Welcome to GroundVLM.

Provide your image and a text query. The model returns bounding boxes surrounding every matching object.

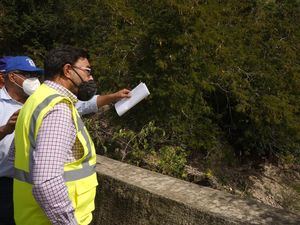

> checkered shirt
[29,81,83,224]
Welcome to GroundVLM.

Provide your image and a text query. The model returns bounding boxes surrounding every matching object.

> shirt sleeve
[75,95,99,116]
[32,102,78,225]
[6,137,15,178]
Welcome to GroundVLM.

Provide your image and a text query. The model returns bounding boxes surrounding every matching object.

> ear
[8,73,16,83]
[63,64,73,79]
[0,73,4,87]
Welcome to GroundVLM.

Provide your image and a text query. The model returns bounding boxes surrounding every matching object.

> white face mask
[22,77,41,96]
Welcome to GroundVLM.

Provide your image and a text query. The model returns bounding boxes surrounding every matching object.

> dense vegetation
[1,0,299,178]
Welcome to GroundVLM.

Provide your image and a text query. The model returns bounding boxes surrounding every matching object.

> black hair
[44,45,89,79]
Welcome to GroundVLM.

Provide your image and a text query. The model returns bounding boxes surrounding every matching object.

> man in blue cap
[0,56,43,225]
[0,55,130,224]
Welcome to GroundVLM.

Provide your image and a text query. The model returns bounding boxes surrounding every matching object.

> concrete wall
[92,155,300,225]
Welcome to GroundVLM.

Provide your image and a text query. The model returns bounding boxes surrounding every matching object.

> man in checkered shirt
[1,52,130,224]
[10,46,130,225]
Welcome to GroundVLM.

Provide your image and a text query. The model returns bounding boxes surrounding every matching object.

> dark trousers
[0,177,15,225]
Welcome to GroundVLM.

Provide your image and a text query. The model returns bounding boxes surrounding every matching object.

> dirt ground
[186,161,300,214]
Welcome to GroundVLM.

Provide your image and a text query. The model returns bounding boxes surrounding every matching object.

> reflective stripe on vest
[14,94,95,184]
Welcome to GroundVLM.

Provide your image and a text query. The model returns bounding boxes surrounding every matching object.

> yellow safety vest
[13,83,98,225]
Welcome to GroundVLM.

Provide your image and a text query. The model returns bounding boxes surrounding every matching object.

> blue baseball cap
[0,56,12,72]
[0,56,44,74]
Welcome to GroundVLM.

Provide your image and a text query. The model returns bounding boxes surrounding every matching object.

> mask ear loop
[10,73,25,90]
[68,66,84,88]
[74,68,85,82]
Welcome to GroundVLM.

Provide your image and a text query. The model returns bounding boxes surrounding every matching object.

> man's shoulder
[0,90,16,107]
[0,88,10,100]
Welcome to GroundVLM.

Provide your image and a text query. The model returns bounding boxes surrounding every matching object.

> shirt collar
[0,87,24,105]
[0,87,12,100]
[44,80,78,104]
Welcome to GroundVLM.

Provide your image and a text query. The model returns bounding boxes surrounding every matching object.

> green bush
[0,0,299,164]
[95,121,188,178]
[157,146,187,178]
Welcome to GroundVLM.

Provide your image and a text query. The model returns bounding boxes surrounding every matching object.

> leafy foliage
[0,0,299,166]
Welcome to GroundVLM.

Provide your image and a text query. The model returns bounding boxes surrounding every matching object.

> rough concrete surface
[91,155,300,225]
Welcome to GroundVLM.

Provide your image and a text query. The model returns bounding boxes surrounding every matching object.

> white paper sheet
[115,82,150,116]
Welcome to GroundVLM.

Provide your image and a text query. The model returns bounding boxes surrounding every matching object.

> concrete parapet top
[95,155,300,224]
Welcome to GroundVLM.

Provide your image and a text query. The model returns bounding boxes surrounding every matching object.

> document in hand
[115,82,150,116]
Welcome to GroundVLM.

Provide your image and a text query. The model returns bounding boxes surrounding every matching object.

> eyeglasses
[72,65,92,75]
[12,71,39,78]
